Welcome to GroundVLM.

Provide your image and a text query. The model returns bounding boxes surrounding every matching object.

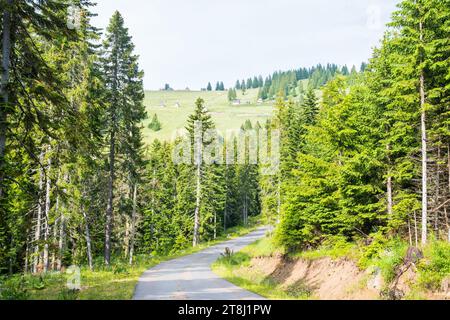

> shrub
[418,241,450,291]
[148,114,162,131]
[0,276,29,300]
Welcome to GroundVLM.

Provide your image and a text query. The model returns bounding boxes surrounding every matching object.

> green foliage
[418,241,450,290]
[148,113,162,131]
[217,252,251,267]
[0,276,29,300]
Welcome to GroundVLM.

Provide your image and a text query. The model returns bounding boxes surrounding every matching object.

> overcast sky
[91,0,400,90]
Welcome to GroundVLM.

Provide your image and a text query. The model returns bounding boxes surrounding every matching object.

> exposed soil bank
[248,255,449,300]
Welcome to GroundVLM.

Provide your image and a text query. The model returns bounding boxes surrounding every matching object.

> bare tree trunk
[193,163,201,247]
[57,213,65,271]
[414,211,418,248]
[408,217,413,246]
[43,153,52,272]
[0,0,13,201]
[82,207,93,271]
[33,154,44,273]
[387,175,393,216]
[386,144,393,216]
[435,145,441,236]
[24,235,29,274]
[105,130,115,265]
[445,208,449,242]
[448,145,450,192]
[420,74,428,245]
[419,20,428,246]
[124,216,130,258]
[129,183,138,265]
[223,207,227,232]
[51,218,58,271]
[213,211,217,240]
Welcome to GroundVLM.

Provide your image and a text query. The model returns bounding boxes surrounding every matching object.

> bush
[358,233,409,284]
[0,276,29,300]
[418,241,450,291]
[148,114,162,132]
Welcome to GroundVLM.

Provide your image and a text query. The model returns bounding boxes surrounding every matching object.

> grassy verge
[212,234,450,300]
[0,219,261,300]
[212,236,311,300]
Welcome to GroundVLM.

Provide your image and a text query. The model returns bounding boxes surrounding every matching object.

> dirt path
[133,227,269,300]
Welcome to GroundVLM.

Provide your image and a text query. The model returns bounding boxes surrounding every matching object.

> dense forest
[271,0,450,252]
[0,0,262,275]
[0,0,449,285]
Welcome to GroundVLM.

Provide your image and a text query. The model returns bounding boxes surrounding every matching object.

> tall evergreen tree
[101,11,145,265]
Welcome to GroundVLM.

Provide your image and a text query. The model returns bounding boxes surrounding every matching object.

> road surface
[133,227,269,300]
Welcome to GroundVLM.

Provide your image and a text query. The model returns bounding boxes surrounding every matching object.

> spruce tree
[101,11,145,265]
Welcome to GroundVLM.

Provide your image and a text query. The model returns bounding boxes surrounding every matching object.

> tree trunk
[193,123,202,247]
[419,20,428,246]
[193,163,201,247]
[43,153,52,272]
[105,129,115,265]
[33,154,44,273]
[51,218,58,271]
[82,207,93,271]
[24,235,29,274]
[448,145,450,192]
[414,211,418,247]
[214,211,217,240]
[129,183,138,265]
[435,145,441,236]
[223,207,227,232]
[57,213,65,271]
[387,175,393,216]
[0,0,13,200]
[386,144,393,216]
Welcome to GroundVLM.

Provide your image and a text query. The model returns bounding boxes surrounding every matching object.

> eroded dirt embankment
[249,255,449,300]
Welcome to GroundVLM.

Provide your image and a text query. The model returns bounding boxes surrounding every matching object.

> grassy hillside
[142,88,274,142]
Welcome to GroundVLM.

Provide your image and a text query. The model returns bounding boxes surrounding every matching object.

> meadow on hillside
[143,88,274,142]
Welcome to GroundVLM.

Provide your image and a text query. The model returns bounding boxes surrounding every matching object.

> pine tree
[148,114,162,131]
[101,11,145,265]
[302,89,319,125]
[186,98,215,246]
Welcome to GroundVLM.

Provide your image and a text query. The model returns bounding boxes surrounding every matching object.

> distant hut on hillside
[232,99,241,106]
[175,102,181,108]
[160,101,166,108]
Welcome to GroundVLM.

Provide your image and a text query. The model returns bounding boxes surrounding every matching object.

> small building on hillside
[232,99,241,106]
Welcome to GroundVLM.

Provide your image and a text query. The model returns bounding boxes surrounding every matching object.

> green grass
[417,241,450,291]
[212,253,310,300]
[239,235,284,257]
[212,233,450,300]
[212,235,312,300]
[0,219,262,300]
[143,89,274,142]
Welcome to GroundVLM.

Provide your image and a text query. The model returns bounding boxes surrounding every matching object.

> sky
[91,0,400,90]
